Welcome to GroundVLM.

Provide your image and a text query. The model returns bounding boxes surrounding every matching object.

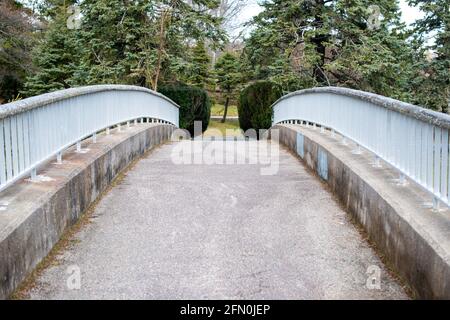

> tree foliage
[238,80,282,132]
[214,52,241,122]
[241,0,417,101]
[71,0,150,86]
[407,0,449,112]
[189,40,212,88]
[0,0,35,101]
[159,84,211,134]
[21,0,226,96]
[22,3,80,96]
[6,0,449,117]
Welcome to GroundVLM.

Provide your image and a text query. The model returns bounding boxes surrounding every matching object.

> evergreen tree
[214,52,240,122]
[71,0,150,86]
[242,0,335,87]
[408,0,449,112]
[17,0,226,96]
[327,0,414,100]
[144,0,226,90]
[0,0,34,101]
[72,0,225,90]
[242,0,415,100]
[22,3,80,97]
[189,40,212,88]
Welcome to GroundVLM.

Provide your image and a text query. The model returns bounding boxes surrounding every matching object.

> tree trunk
[221,96,230,123]
[311,0,328,85]
[153,10,168,91]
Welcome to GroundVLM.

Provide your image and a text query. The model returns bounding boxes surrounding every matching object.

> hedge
[159,84,211,135]
[238,81,283,133]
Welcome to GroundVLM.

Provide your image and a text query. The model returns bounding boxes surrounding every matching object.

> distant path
[26,141,407,299]
[210,116,239,120]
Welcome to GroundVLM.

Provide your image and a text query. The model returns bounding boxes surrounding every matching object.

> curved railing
[0,85,179,192]
[272,87,450,208]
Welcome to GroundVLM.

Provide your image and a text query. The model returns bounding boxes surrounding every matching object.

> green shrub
[238,81,283,133]
[159,84,211,135]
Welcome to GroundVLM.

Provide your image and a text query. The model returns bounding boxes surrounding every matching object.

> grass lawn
[204,119,243,137]
[211,104,239,117]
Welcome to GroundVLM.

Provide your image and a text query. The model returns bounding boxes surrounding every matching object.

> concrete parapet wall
[0,124,175,299]
[273,124,450,299]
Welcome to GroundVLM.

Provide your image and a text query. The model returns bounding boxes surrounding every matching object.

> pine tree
[71,0,150,86]
[189,41,212,88]
[22,3,79,97]
[242,0,415,100]
[0,0,34,101]
[214,52,241,122]
[72,0,225,90]
[408,0,449,112]
[243,0,335,87]
[327,0,414,100]
[19,0,225,95]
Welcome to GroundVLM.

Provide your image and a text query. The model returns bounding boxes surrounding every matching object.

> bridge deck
[25,140,407,299]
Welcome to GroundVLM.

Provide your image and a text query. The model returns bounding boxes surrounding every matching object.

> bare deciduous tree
[209,0,249,64]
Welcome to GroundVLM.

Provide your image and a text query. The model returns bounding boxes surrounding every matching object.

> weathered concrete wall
[0,124,175,299]
[273,124,450,299]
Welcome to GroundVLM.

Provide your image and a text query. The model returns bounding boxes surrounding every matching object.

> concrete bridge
[0,86,449,299]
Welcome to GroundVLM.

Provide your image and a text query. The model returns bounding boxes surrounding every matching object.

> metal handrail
[0,85,179,192]
[272,87,450,208]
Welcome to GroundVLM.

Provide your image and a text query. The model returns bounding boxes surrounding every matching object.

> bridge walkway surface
[24,140,408,299]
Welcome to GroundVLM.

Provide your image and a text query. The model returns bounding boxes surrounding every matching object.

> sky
[236,0,424,32]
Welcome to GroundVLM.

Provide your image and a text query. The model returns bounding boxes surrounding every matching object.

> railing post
[92,132,97,143]
[117,124,121,132]
[352,144,362,155]
[57,152,63,164]
[399,173,406,186]
[106,127,110,135]
[127,121,130,129]
[433,197,441,211]
[373,155,382,168]
[76,141,82,152]
[31,168,37,181]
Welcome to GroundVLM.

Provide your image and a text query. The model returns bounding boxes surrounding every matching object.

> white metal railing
[272,87,450,208]
[0,85,179,192]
